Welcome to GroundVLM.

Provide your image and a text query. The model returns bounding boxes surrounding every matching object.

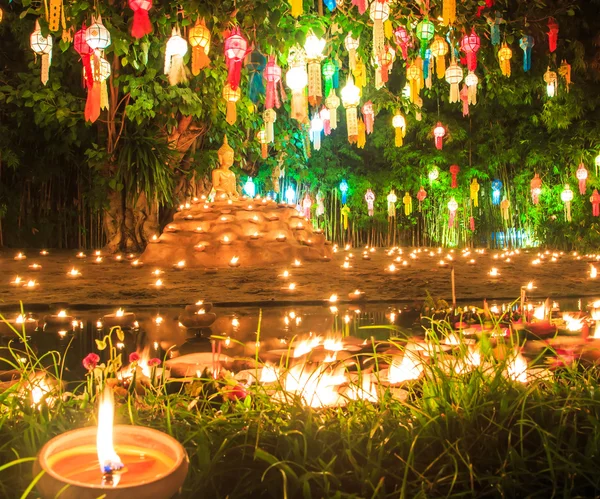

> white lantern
[85,16,111,50]
[341,76,360,143]
[30,21,52,85]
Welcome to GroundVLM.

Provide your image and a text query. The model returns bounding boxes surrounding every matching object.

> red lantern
[264,56,284,109]
[417,186,427,211]
[576,162,588,195]
[129,0,152,39]
[530,173,542,205]
[351,0,368,15]
[460,29,481,72]
[469,216,475,231]
[449,164,460,188]
[476,0,493,17]
[224,28,250,91]
[394,26,411,60]
[74,24,94,89]
[433,122,446,150]
[591,189,600,217]
[547,18,559,53]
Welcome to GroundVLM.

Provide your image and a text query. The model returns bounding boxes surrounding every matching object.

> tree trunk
[103,187,124,252]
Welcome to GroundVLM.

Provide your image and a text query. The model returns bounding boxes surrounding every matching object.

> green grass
[1,312,600,498]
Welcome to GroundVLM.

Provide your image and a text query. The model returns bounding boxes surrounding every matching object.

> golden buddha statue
[212,136,239,200]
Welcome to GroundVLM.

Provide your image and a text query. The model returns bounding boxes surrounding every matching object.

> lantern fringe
[290,0,303,18]
[48,0,63,32]
[85,82,101,123]
[346,107,358,143]
[442,0,456,26]
[192,47,210,75]
[100,80,109,110]
[307,62,322,106]
[291,92,308,123]
[40,53,50,85]
[168,55,187,86]
[357,119,366,149]
[435,55,446,79]
[226,101,237,125]
[394,128,404,147]
[131,8,152,39]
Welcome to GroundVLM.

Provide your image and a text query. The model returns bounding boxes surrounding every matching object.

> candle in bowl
[67,268,81,278]
[76,252,86,259]
[386,264,397,273]
[184,301,214,314]
[229,256,240,268]
[114,255,124,263]
[131,260,144,269]
[25,279,39,289]
[250,232,260,240]
[0,313,38,337]
[43,310,74,329]
[154,279,164,288]
[341,261,352,270]
[221,236,232,245]
[282,282,298,294]
[292,259,302,267]
[14,252,26,261]
[278,270,291,279]
[489,267,500,277]
[194,243,206,252]
[34,387,188,499]
[93,256,104,264]
[173,260,186,270]
[102,309,137,330]
[348,290,366,301]
[276,234,287,242]
[11,276,24,286]
[40,250,49,256]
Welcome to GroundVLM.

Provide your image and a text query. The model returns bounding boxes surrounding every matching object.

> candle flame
[591,265,597,279]
[97,387,123,477]
[116,308,124,318]
[388,345,423,383]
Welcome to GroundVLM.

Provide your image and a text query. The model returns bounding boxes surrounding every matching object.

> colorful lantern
[445,60,463,103]
[265,57,284,109]
[547,18,559,53]
[591,189,600,217]
[403,192,412,216]
[189,20,211,75]
[387,190,397,218]
[357,119,366,149]
[164,27,188,86]
[290,0,302,18]
[430,36,448,79]
[498,43,512,77]
[559,60,571,92]
[365,189,375,216]
[370,0,390,59]
[442,0,456,26]
[353,59,367,90]
[531,173,542,204]
[576,163,588,195]
[222,83,241,125]
[341,76,360,143]
[247,50,266,104]
[416,18,435,59]
[470,178,480,207]
[258,130,267,159]
[302,193,312,218]
[460,30,481,72]
[320,107,331,135]
[316,191,325,217]
[465,72,478,105]
[85,16,111,50]
[362,101,375,134]
[476,0,494,17]
[406,60,423,105]
[129,0,152,39]
[433,122,446,150]
[375,45,395,88]
[500,198,510,220]
[351,0,367,15]
[487,13,503,46]
[544,67,557,98]
[243,177,256,198]
[341,204,351,230]
[417,186,427,210]
[460,84,469,117]
[74,24,93,89]
[491,179,502,205]
[304,31,326,106]
[428,168,439,183]
[286,49,308,123]
[344,33,360,70]
[561,184,573,222]
[87,55,110,122]
[224,28,250,91]
[30,20,53,85]
[285,185,297,205]
[322,60,336,98]
[392,112,406,147]
[324,0,336,11]
[325,91,341,129]
[520,35,534,72]
[393,26,411,61]
[469,216,476,231]
[340,180,349,204]
[448,197,458,228]
[310,115,324,151]
[263,108,277,143]
[450,164,460,188]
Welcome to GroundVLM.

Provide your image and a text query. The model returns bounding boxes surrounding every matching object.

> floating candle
[173,261,186,270]
[292,259,302,267]
[229,256,240,267]
[155,279,163,287]
[131,260,144,268]
[67,268,81,278]
[11,276,23,286]
[221,236,231,245]
[150,235,160,243]
[276,234,286,242]
[489,268,500,277]
[76,252,86,259]
[14,252,26,261]
[40,250,49,256]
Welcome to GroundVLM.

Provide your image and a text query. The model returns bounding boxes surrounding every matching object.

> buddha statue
[212,136,239,200]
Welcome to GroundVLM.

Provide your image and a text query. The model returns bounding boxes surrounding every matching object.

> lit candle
[251,232,260,239]
[387,264,397,273]
[173,261,186,270]
[76,252,86,259]
[29,263,42,271]
[229,256,240,267]
[292,259,302,267]
[341,261,351,270]
[590,265,598,279]
[489,267,500,277]
[195,244,206,252]
[150,235,160,243]
[155,279,163,288]
[40,250,49,256]
[114,255,123,262]
[152,269,163,276]
[131,260,144,268]
[25,279,38,289]
[67,268,81,278]
[279,270,290,279]
[221,236,231,245]
[11,276,23,286]
[94,256,103,264]
[14,252,26,261]
[276,234,286,242]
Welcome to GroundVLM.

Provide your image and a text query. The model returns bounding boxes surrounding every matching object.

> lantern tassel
[131,8,152,39]
[373,20,385,61]
[290,0,302,17]
[307,62,322,106]
[226,101,237,125]
[346,107,358,144]
[168,55,187,86]
[357,119,366,149]
[460,84,469,116]
[435,55,446,79]
[469,216,475,231]
[85,82,101,123]
[448,211,455,228]
[192,47,210,75]
[100,80,109,110]
[49,0,63,32]
[291,92,307,123]
[329,107,338,129]
[40,53,50,85]
[442,0,456,26]
[395,128,403,147]
[261,143,268,159]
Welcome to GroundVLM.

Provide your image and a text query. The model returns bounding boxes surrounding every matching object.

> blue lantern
[339,179,349,204]
[423,49,432,80]
[323,0,336,12]
[285,185,296,205]
[491,179,503,205]
[243,177,256,198]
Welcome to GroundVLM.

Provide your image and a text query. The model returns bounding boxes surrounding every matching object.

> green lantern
[322,60,336,98]
[416,18,435,58]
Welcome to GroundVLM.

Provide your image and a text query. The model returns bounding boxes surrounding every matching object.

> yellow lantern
[544,67,557,98]
[30,20,53,85]
[498,43,512,77]
[223,83,241,125]
[430,36,448,79]
[392,112,406,147]
[189,20,211,75]
[406,60,423,105]
[341,76,360,143]
[470,178,480,207]
[442,0,456,26]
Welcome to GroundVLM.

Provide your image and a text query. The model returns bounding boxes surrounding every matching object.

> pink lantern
[394,26,411,60]
[74,24,93,90]
[531,173,542,204]
[449,164,460,189]
[547,18,559,53]
[352,0,368,14]
[365,189,375,216]
[460,29,481,72]
[448,197,458,228]
[224,28,250,91]
[576,162,588,195]
[433,122,446,150]
[302,193,312,219]
[264,56,284,109]
[417,186,427,211]
[362,101,375,135]
[591,189,600,217]
[129,0,152,39]
[320,107,331,135]
[469,216,475,231]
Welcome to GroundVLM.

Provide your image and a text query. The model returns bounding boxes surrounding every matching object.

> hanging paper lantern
[375,45,395,88]
[428,168,439,183]
[304,31,326,107]
[445,60,463,103]
[591,189,600,217]
[417,186,427,210]
[449,164,460,188]
[403,192,412,216]
[544,67,557,98]
[416,19,435,59]
[322,60,336,98]
[341,204,351,230]
[258,130,268,159]
[324,0,336,11]
[316,191,325,217]
[531,173,542,205]
[370,0,390,60]
[74,24,93,89]
[498,43,512,77]
[85,55,110,123]
[222,83,241,125]
[393,26,411,60]
[442,0,456,26]
[224,28,250,91]
[30,21,53,85]
[596,154,600,176]
[128,0,152,39]
[341,76,360,144]
[247,50,266,104]
[500,198,510,220]
[286,50,308,123]
[561,184,573,222]
[448,197,458,228]
[470,178,480,207]
[340,180,349,204]
[325,91,341,130]
[243,177,256,198]
[362,101,375,135]
[188,20,211,75]
[264,57,284,109]
[576,163,588,195]
[365,189,375,216]
[320,107,331,136]
[491,179,502,205]
[460,84,470,117]
[430,36,448,79]
[0,8,3,24]
[465,72,478,105]
[351,0,367,15]
[406,60,423,105]
[547,18,559,53]
[387,190,397,218]
[310,115,324,151]
[558,60,571,94]
[164,27,188,86]
[487,13,503,46]
[263,108,277,143]
[353,59,367,90]
[285,185,297,205]
[301,193,312,219]
[469,216,476,231]
[520,35,534,72]
[344,33,360,71]
[290,0,303,18]
[433,122,446,150]
[357,119,366,149]
[392,112,406,147]
[85,16,111,50]
[460,30,481,72]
